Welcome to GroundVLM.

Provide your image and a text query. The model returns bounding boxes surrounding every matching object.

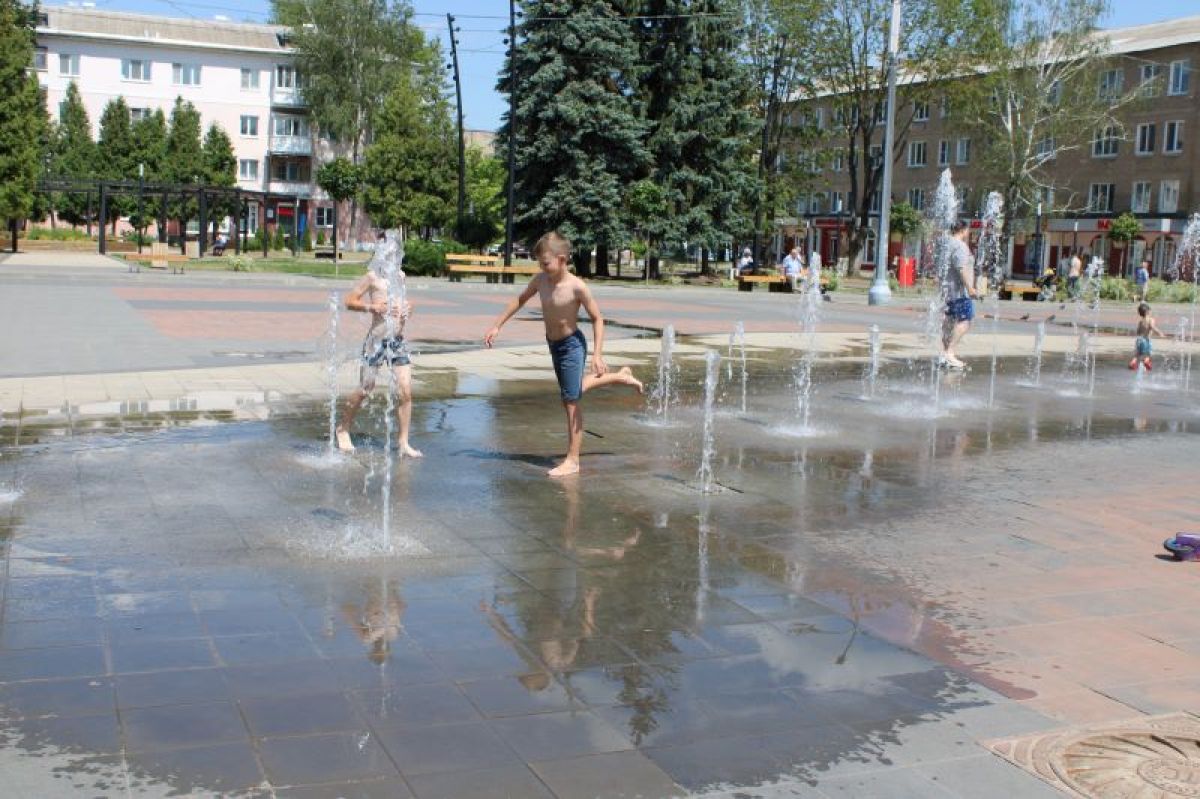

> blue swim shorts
[945,297,975,323]
[548,329,587,402]
[1135,335,1152,357]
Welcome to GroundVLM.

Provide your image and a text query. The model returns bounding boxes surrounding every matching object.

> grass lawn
[187,256,370,279]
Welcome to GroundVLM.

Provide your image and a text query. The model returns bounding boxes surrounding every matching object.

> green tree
[360,76,456,236]
[272,0,434,241]
[97,97,137,231]
[201,123,237,242]
[51,81,96,227]
[1109,211,1141,274]
[889,201,923,239]
[803,0,1003,269]
[498,0,650,276]
[0,0,45,242]
[458,148,504,251]
[131,109,167,241]
[164,97,203,247]
[315,156,361,260]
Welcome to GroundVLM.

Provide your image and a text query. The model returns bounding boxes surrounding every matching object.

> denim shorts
[945,297,975,322]
[1135,336,1152,357]
[548,329,587,402]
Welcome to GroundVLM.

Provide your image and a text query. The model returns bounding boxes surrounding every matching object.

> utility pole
[447,13,466,242]
[137,163,145,254]
[869,0,902,306]
[503,0,517,267]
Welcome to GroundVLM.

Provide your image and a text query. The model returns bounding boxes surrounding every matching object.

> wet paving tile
[222,660,337,700]
[490,709,633,762]
[529,750,685,799]
[817,765,957,797]
[115,667,231,709]
[111,638,217,673]
[458,673,579,718]
[374,721,523,776]
[240,692,362,738]
[0,675,115,718]
[212,633,322,666]
[0,644,107,682]
[916,753,1065,798]
[406,763,554,799]
[593,701,721,749]
[350,683,482,728]
[258,730,400,786]
[424,643,542,682]
[104,611,206,644]
[125,741,265,796]
[99,591,195,616]
[121,700,250,753]
[0,617,105,650]
[274,777,415,799]
[3,593,101,622]
[324,653,444,691]
[9,711,123,755]
[200,608,305,637]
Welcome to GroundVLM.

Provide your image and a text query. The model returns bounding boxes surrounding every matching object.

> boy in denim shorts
[940,219,977,370]
[484,232,643,477]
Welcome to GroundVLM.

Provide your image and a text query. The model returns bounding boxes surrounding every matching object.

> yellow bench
[737,271,830,293]
[998,281,1043,301]
[121,243,192,274]
[446,253,540,284]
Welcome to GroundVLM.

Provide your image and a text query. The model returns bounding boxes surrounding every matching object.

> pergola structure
[34,178,307,259]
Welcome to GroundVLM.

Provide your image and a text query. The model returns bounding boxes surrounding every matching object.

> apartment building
[793,14,1200,277]
[34,6,335,240]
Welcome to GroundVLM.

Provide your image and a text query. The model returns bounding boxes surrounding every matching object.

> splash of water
[794,254,823,430]
[1027,320,1046,387]
[1173,214,1200,368]
[727,321,748,414]
[978,192,1005,408]
[372,230,407,552]
[697,350,721,493]
[863,324,882,399]
[925,169,960,407]
[652,325,677,423]
[325,292,341,452]
[1179,317,1193,391]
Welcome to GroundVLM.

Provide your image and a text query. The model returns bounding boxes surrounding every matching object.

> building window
[1165,121,1184,154]
[1160,180,1180,213]
[1169,60,1192,96]
[913,101,929,122]
[238,159,259,180]
[1046,80,1062,105]
[956,186,970,212]
[240,115,258,137]
[831,191,845,214]
[938,140,950,167]
[868,144,882,168]
[956,138,970,165]
[33,47,47,71]
[908,187,925,211]
[271,160,304,182]
[275,65,296,89]
[831,152,844,172]
[58,53,79,76]
[874,100,887,123]
[122,59,151,82]
[939,95,950,118]
[241,68,260,90]
[273,115,308,137]
[129,107,151,122]
[1131,181,1152,213]
[907,141,927,167]
[1087,183,1115,213]
[172,63,201,86]
[869,189,881,213]
[1098,68,1123,100]
[315,206,334,227]
[1140,64,1162,97]
[811,193,827,214]
[1092,126,1119,158]
[1135,123,1156,155]
[1035,135,1056,159]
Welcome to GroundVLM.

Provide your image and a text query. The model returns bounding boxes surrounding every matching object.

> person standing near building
[781,246,805,291]
[1067,250,1083,298]
[940,220,977,370]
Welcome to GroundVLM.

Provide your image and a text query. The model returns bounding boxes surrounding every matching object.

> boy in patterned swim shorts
[335,233,422,458]
[484,232,643,477]
[1129,302,1163,371]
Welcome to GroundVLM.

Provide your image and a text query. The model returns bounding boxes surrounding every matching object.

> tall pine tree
[164,97,203,245]
[497,0,649,276]
[201,123,237,239]
[0,0,44,242]
[98,97,136,231]
[51,82,96,227]
[131,109,167,240]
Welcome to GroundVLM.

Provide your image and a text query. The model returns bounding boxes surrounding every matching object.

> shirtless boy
[484,231,643,477]
[335,233,422,457]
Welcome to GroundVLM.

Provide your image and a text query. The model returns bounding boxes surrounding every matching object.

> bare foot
[548,459,580,478]
[335,429,355,452]
[400,443,424,459]
[618,367,644,395]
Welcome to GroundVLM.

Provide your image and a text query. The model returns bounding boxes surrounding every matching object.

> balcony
[271,85,306,108]
[268,180,311,198]
[268,135,312,156]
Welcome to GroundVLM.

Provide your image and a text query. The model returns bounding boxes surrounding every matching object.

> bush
[888,274,900,293]
[301,227,313,252]
[316,230,326,246]
[120,230,154,246]
[403,237,468,277]
[1145,278,1198,304]
[225,254,251,272]
[27,226,91,241]
[272,226,286,251]
[823,270,839,292]
[1099,276,1132,301]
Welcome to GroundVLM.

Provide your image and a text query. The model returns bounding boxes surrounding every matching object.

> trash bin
[897,257,916,287]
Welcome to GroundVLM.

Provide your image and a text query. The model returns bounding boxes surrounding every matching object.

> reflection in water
[342,577,406,665]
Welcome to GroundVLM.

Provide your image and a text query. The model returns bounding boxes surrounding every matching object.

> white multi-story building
[34,6,340,240]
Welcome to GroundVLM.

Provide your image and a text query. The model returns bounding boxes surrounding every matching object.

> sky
[55,0,1191,132]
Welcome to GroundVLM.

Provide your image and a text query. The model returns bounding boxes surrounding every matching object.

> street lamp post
[1034,201,1043,276]
[137,163,145,255]
[869,0,902,306]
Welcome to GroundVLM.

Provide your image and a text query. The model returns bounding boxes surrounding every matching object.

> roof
[1105,14,1200,56]
[38,6,292,55]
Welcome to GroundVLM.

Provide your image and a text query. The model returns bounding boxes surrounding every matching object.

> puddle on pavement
[0,350,1196,795]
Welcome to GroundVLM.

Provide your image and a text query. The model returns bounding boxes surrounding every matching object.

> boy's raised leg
[582,366,644,395]
[549,401,583,477]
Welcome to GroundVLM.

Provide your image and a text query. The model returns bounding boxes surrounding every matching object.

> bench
[313,247,343,261]
[121,243,192,274]
[998,281,1043,301]
[736,272,830,293]
[446,253,540,284]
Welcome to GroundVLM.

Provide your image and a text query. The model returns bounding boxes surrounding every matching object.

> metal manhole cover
[987,712,1200,797]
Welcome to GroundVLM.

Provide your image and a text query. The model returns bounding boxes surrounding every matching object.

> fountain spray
[373,230,407,552]
[794,254,822,431]
[926,169,961,408]
[325,292,341,452]
[653,325,677,423]
[727,321,748,413]
[977,192,1005,408]
[863,324,882,399]
[697,350,721,493]
[1028,320,1046,387]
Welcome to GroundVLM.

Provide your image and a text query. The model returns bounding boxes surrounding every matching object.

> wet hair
[949,219,969,234]
[1138,302,1150,317]
[533,231,571,260]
